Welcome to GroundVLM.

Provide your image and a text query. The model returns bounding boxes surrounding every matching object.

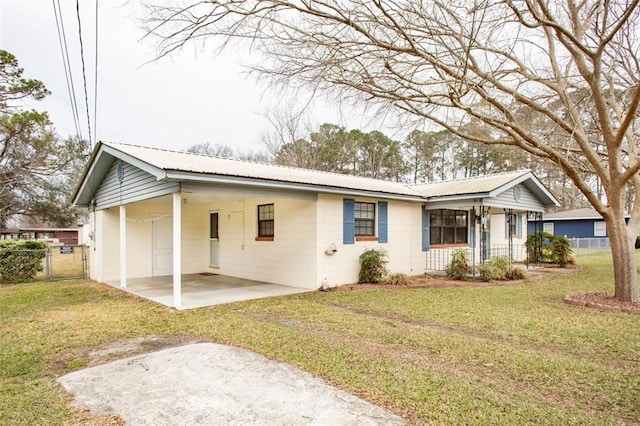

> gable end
[94,161,179,210]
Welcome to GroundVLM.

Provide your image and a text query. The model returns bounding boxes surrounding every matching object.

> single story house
[527,208,611,238]
[0,227,81,246]
[71,142,559,307]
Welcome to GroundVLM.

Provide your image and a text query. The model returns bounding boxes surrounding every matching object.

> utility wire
[52,0,82,139]
[76,0,93,146]
[92,0,99,147]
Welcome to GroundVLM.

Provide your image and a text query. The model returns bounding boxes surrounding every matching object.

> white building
[72,142,559,307]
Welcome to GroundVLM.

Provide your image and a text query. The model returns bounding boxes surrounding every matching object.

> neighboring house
[71,142,559,307]
[0,227,81,246]
[527,208,611,238]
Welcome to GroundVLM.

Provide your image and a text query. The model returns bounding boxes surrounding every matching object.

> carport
[106,273,310,310]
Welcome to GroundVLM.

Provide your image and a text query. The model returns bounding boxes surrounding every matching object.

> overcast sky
[0,0,386,154]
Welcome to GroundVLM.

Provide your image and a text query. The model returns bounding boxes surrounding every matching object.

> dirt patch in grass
[87,335,201,365]
[564,292,640,315]
[51,335,201,375]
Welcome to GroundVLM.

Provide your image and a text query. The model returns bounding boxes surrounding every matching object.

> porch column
[172,193,182,308]
[119,204,127,288]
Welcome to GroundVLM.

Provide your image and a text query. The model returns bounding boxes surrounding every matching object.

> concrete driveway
[58,343,404,425]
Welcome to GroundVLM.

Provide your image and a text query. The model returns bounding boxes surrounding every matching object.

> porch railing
[425,244,527,272]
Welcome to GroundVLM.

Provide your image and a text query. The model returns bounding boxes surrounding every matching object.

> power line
[75,0,93,146]
[93,0,99,146]
[51,0,82,140]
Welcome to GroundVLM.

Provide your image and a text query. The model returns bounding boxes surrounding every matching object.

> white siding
[315,194,424,286]
[490,212,527,261]
[215,197,318,288]
[91,209,121,282]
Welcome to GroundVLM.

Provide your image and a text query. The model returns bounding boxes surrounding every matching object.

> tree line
[192,121,595,211]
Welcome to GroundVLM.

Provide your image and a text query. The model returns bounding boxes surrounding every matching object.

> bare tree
[144,1,640,302]
[259,100,312,160]
[187,141,235,158]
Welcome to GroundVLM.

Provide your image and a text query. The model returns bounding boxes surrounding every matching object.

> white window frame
[543,222,554,234]
[594,221,607,237]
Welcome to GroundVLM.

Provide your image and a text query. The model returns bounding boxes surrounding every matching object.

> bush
[0,240,48,283]
[479,256,511,280]
[526,231,573,267]
[478,256,526,281]
[358,247,389,283]
[381,272,409,286]
[445,249,472,280]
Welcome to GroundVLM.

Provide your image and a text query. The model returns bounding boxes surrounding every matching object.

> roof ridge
[103,141,413,186]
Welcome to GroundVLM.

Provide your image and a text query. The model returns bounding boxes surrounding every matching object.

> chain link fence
[0,245,88,284]
[568,237,611,255]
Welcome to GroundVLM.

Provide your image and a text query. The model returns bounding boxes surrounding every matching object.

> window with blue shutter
[422,208,430,251]
[517,214,523,238]
[505,212,522,239]
[378,201,388,243]
[343,199,355,244]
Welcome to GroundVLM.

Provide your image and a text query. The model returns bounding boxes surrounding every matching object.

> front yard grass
[1,251,639,425]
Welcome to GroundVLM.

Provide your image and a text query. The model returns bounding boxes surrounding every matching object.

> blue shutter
[422,208,430,251]
[517,214,523,239]
[343,199,355,244]
[378,201,388,243]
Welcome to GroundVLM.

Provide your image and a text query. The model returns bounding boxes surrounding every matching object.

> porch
[425,244,529,272]
[106,273,310,310]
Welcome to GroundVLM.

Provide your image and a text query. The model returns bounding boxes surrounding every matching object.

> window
[505,213,523,239]
[594,221,607,237]
[355,202,375,236]
[210,213,219,239]
[508,214,517,237]
[257,204,274,238]
[543,222,554,234]
[429,209,468,245]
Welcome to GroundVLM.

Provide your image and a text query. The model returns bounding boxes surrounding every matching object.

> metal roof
[105,141,425,196]
[542,208,605,220]
[411,170,559,207]
[71,141,560,208]
[412,171,530,197]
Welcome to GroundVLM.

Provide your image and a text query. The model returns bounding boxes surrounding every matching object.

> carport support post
[172,193,182,308]
[119,204,127,288]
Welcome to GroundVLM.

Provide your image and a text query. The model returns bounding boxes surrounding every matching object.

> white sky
[0,0,390,154]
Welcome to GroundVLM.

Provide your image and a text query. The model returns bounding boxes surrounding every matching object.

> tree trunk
[607,211,639,302]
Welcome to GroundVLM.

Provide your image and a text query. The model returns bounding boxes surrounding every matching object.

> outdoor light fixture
[325,243,338,255]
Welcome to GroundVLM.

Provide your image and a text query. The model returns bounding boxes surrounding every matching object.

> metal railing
[425,244,527,272]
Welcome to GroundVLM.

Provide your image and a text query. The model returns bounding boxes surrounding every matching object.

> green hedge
[0,240,48,283]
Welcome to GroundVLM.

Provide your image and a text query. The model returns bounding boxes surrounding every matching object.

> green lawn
[1,252,639,425]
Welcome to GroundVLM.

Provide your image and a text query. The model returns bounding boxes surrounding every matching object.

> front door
[152,214,173,276]
[210,212,220,267]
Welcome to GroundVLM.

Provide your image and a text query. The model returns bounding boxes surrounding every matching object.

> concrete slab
[58,343,404,425]
[107,274,311,309]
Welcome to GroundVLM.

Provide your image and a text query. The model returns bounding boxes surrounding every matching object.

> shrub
[526,231,573,267]
[510,266,526,280]
[548,234,573,267]
[445,249,472,280]
[0,240,48,283]
[381,272,409,286]
[478,256,526,281]
[358,247,388,283]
